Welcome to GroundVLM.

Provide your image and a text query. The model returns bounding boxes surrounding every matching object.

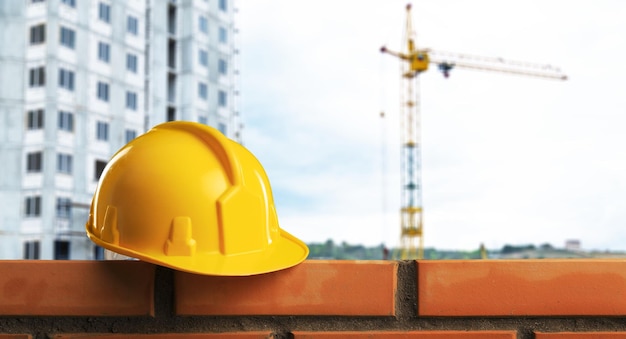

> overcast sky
[236,0,626,251]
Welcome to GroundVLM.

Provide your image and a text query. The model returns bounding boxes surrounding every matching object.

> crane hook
[438,62,455,78]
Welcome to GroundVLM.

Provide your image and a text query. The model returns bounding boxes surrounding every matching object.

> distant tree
[501,244,536,254]
[539,243,553,250]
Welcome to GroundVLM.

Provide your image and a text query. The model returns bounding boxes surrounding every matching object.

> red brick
[0,261,155,316]
[535,333,626,338]
[293,331,516,338]
[417,260,626,316]
[175,260,397,316]
[52,333,270,339]
[0,336,31,339]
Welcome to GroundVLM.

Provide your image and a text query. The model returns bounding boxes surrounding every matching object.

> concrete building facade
[0,0,241,259]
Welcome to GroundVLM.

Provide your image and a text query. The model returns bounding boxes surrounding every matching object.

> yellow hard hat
[86,121,308,276]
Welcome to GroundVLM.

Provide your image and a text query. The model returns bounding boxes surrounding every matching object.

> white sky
[237,0,626,251]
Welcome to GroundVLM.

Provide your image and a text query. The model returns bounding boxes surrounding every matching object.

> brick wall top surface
[417,259,626,316]
[2,259,626,338]
[535,331,626,339]
[52,333,270,339]
[0,261,155,316]
[292,331,517,338]
[535,333,626,338]
[175,260,397,316]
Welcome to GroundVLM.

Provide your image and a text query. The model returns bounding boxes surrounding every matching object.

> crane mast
[381,4,567,260]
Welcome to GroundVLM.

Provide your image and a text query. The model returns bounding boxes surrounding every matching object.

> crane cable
[379,50,389,259]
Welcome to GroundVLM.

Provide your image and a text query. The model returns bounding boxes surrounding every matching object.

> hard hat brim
[87,226,309,276]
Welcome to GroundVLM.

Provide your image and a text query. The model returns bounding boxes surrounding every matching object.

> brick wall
[2,260,626,338]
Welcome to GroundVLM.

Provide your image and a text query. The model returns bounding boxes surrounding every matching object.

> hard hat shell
[86,121,308,276]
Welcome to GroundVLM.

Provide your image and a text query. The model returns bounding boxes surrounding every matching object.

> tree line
[306,239,486,260]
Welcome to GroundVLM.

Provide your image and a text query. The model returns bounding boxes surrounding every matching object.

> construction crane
[380,3,567,260]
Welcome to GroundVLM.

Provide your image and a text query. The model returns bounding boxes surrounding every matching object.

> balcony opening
[167,38,176,69]
[167,3,177,35]
[167,107,176,122]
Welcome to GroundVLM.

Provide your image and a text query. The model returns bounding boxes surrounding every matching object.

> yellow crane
[381,3,567,260]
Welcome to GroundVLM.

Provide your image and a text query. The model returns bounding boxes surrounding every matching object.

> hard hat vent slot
[101,205,120,245]
[164,216,197,256]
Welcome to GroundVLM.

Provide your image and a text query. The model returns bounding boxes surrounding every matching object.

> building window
[58,68,75,91]
[94,245,105,260]
[98,41,110,63]
[199,49,208,67]
[29,66,45,87]
[97,81,109,102]
[219,26,227,44]
[54,240,70,260]
[26,152,43,173]
[126,53,137,73]
[218,122,227,135]
[56,198,72,219]
[125,129,136,143]
[98,2,111,23]
[61,0,75,7]
[219,0,227,12]
[60,26,75,49]
[126,91,137,110]
[24,241,40,260]
[167,108,176,122]
[29,24,46,45]
[27,109,44,130]
[31,0,45,3]
[25,196,41,217]
[218,90,227,107]
[199,16,208,34]
[58,111,74,132]
[127,16,138,35]
[198,82,208,100]
[218,59,227,75]
[94,160,107,180]
[96,121,109,141]
[198,116,207,125]
[57,153,73,174]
